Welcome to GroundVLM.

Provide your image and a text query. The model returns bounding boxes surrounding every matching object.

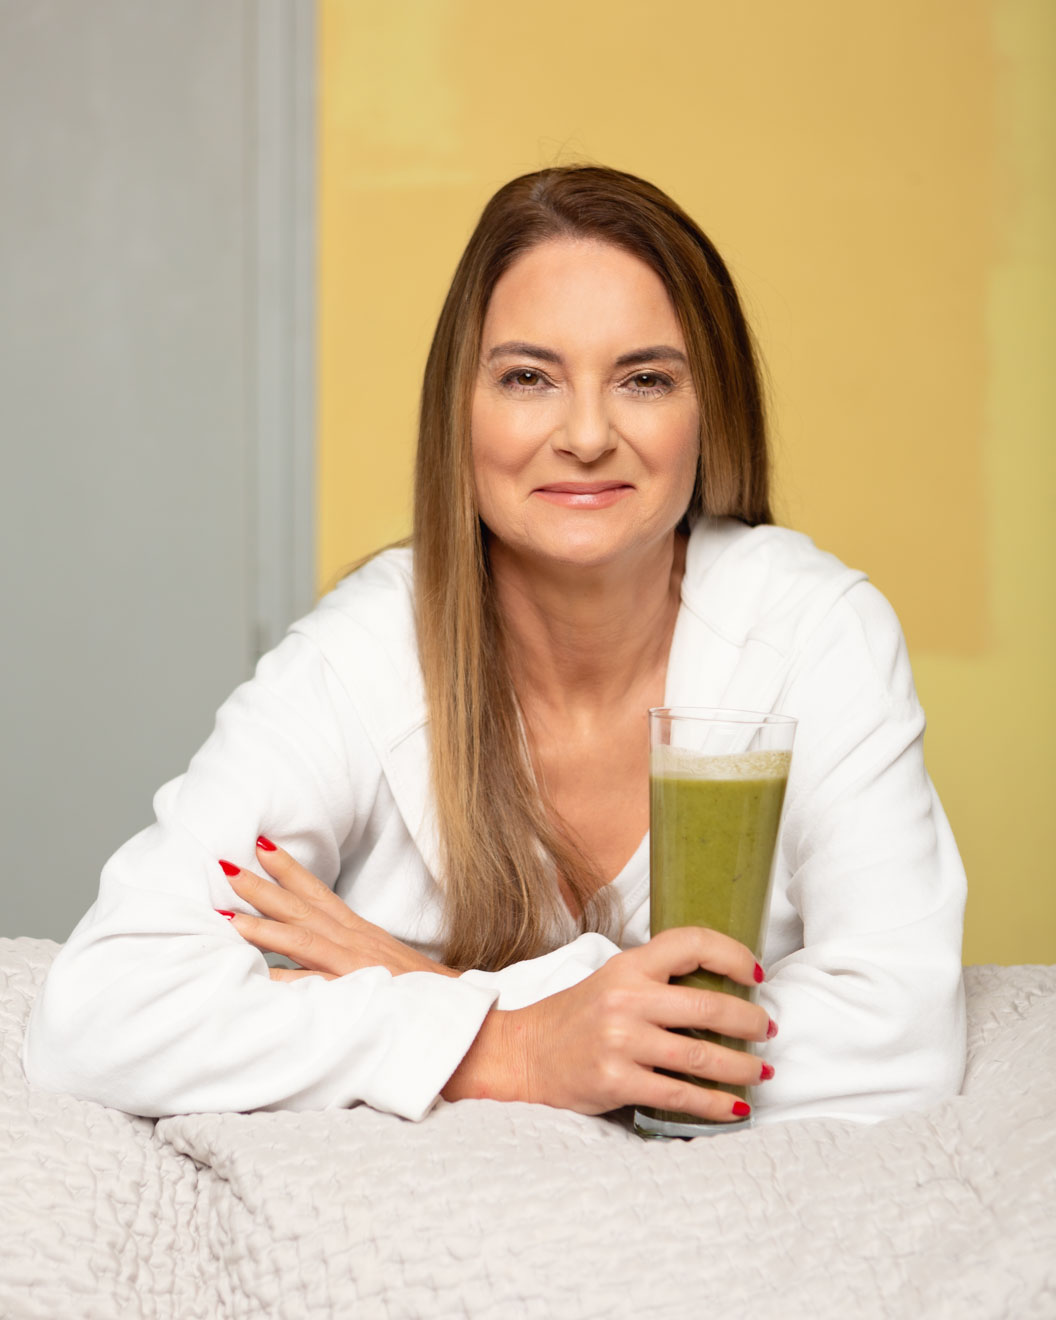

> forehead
[481,238,685,350]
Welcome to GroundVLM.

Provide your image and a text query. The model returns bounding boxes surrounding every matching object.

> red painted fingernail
[256,835,276,851]
[759,1062,775,1081]
[753,962,765,983]
[766,1018,779,1039]
[215,909,236,920]
[732,1100,751,1117]
[218,859,240,877]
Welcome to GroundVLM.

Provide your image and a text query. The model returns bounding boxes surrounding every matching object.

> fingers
[614,1023,771,1124]
[253,839,355,923]
[223,862,316,926]
[593,985,772,1099]
[220,842,354,936]
[633,1069,755,1124]
[229,909,355,976]
[644,1024,771,1088]
[513,992,770,1123]
[216,853,349,971]
[619,930,775,1042]
[254,838,370,938]
[581,950,776,1120]
[217,852,454,978]
[634,926,762,989]
[647,981,773,1043]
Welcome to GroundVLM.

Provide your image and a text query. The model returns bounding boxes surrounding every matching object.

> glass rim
[648,706,798,727]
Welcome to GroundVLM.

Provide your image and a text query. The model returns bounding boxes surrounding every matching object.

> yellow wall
[318,0,1055,964]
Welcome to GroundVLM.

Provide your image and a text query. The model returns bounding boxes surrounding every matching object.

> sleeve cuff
[356,972,500,1122]
[458,933,621,1010]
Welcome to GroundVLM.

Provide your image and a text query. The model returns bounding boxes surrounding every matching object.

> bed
[1,936,1053,1319]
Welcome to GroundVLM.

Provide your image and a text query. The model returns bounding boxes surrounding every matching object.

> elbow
[21,939,246,1117]
[22,974,163,1116]
[757,952,967,1124]
[856,958,968,1112]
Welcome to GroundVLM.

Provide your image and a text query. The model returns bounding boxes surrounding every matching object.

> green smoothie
[642,747,790,1129]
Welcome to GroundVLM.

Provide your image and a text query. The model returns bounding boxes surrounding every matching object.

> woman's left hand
[219,840,458,982]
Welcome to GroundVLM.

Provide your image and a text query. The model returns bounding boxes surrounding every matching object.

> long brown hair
[413,165,771,971]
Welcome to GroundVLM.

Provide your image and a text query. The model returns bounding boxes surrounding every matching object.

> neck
[490,531,686,716]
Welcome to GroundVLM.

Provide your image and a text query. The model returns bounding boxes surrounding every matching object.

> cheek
[470,396,521,526]
[470,392,548,478]
[469,394,500,501]
[470,406,507,501]
[656,416,702,521]
[642,407,700,489]
[678,423,701,492]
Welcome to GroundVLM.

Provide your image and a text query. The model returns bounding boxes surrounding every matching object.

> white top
[23,519,967,1125]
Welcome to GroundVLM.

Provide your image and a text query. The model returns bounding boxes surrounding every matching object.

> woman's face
[471,238,700,573]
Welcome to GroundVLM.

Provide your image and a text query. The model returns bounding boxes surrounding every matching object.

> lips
[532,482,633,509]
[536,482,628,494]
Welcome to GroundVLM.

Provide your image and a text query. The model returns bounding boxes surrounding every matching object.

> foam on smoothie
[651,745,792,781]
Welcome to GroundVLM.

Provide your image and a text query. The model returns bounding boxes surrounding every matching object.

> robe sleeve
[22,627,498,1121]
[753,581,967,1124]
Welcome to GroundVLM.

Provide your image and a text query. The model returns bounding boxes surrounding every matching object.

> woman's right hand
[442,926,776,1122]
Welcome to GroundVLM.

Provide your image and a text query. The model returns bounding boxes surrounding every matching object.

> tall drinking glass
[634,707,796,1139]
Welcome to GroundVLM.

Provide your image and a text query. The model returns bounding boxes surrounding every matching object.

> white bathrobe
[23,518,967,1125]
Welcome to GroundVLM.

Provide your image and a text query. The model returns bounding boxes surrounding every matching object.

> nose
[552,390,617,464]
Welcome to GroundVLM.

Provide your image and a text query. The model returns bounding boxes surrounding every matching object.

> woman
[23,166,966,1127]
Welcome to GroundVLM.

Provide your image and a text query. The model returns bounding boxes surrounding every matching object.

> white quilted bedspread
[1,937,1054,1319]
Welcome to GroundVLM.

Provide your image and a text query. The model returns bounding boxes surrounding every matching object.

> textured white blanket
[1,938,1054,1319]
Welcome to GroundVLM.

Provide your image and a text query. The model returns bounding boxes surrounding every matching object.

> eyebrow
[485,340,688,368]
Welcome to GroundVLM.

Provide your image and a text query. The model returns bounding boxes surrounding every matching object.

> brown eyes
[496,369,548,393]
[497,369,673,395]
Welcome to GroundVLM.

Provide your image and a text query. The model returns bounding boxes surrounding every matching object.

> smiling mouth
[536,482,630,494]
[532,482,633,508]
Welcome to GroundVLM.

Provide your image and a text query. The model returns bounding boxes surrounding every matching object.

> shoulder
[315,544,415,616]
[682,519,869,642]
[293,545,416,651]
[684,519,904,653]
[283,545,426,737]
[681,519,916,707]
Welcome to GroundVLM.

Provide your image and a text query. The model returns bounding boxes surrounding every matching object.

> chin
[526,525,658,572]
[486,504,681,574]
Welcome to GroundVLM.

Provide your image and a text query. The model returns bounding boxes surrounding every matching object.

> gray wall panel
[0,1,314,938]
